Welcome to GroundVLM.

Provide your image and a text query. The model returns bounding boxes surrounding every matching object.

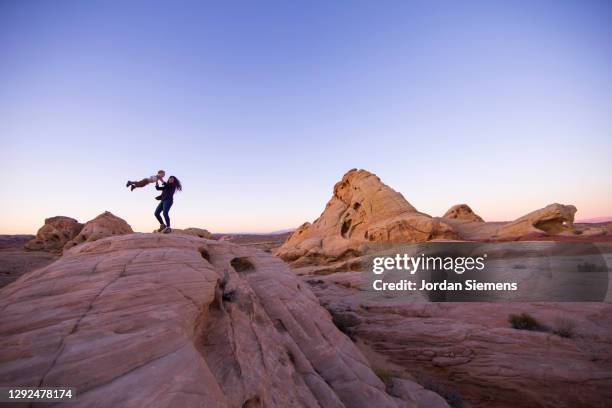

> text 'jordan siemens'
[370,253,519,291]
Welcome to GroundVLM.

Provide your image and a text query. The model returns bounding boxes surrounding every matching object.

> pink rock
[274,169,458,266]
[63,211,133,251]
[307,272,612,408]
[24,216,83,253]
[1,233,433,407]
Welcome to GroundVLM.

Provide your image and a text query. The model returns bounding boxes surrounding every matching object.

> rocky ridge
[276,169,606,269]
[0,233,445,407]
[497,203,577,238]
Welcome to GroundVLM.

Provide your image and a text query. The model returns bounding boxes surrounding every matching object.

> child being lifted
[126,170,165,191]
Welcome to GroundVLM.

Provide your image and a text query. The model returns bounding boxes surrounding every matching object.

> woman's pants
[154,199,173,227]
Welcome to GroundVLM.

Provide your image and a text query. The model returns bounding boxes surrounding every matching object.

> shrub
[553,317,576,338]
[374,369,393,385]
[577,262,606,272]
[509,313,539,330]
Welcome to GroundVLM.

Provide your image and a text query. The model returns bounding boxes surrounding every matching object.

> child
[126,170,165,191]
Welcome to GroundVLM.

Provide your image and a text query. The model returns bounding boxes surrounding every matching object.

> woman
[154,176,182,233]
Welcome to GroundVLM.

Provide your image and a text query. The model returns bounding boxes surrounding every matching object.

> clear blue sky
[1,0,611,233]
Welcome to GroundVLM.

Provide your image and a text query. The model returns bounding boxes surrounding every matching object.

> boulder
[274,169,457,265]
[24,216,83,253]
[497,203,577,238]
[174,227,213,239]
[63,211,133,251]
[442,204,484,222]
[0,233,433,407]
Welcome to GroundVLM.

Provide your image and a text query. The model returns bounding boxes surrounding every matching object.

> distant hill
[213,228,295,236]
[576,216,612,223]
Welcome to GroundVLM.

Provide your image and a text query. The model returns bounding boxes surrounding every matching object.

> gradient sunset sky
[1,0,611,234]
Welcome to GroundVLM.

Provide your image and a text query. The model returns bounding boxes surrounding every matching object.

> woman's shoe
[162,227,172,234]
[157,224,166,232]
[126,181,131,187]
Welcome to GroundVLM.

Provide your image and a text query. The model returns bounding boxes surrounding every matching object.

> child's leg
[133,178,151,188]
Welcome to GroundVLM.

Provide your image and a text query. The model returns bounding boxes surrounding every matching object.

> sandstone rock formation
[63,211,133,251]
[0,233,441,407]
[442,204,483,222]
[307,271,612,408]
[24,216,83,252]
[175,227,213,239]
[497,203,577,238]
[438,203,590,242]
[275,169,457,266]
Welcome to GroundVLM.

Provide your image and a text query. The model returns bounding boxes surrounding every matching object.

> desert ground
[213,232,291,253]
[0,235,57,289]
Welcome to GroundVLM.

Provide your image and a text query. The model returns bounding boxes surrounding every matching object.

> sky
[1,0,611,234]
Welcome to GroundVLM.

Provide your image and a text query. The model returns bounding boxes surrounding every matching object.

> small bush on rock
[553,317,576,338]
[577,262,606,272]
[509,313,539,331]
[374,369,393,385]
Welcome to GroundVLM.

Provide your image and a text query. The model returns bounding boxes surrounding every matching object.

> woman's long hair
[169,176,182,191]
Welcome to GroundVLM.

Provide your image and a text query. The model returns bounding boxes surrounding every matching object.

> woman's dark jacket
[155,182,177,201]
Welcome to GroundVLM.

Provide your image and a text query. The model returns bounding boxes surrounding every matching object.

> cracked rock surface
[307,272,612,408]
[0,233,436,407]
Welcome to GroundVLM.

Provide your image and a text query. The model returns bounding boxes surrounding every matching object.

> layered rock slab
[442,203,581,241]
[306,271,612,408]
[274,169,457,266]
[497,203,577,238]
[0,233,424,407]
